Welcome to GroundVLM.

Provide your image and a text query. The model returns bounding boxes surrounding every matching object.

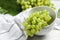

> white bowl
[15,6,57,36]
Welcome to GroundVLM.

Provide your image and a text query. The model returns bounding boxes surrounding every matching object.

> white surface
[47,30,60,40]
[40,30,60,40]
[0,14,27,40]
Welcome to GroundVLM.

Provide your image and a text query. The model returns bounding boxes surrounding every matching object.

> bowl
[15,6,57,36]
[30,6,57,35]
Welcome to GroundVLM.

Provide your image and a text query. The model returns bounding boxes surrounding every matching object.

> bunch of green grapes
[22,9,52,37]
[17,0,55,11]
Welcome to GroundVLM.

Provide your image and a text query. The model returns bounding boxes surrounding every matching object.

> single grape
[26,30,33,37]
[37,2,41,6]
[38,22,42,26]
[27,1,30,5]
[28,5,32,8]
[22,22,28,27]
[22,6,25,9]
[24,2,28,5]
[31,2,34,5]
[44,1,50,5]
[44,15,51,22]
[20,1,25,5]
[17,0,20,3]
[31,29,35,34]
[32,16,37,20]
[24,4,29,9]
[35,25,41,31]
[32,20,36,25]
[36,12,40,17]
[25,25,31,30]
[37,18,41,23]
[31,25,35,29]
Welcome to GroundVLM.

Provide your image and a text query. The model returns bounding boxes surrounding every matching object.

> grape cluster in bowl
[22,9,52,37]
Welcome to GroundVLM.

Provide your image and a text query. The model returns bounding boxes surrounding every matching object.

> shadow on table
[27,35,46,40]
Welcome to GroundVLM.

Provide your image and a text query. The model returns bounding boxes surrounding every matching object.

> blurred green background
[0,0,21,16]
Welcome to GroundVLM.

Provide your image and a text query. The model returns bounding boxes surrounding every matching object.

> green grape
[26,30,33,37]
[25,25,31,30]
[26,18,30,22]
[31,29,35,34]
[22,6,25,10]
[20,1,25,5]
[22,22,28,27]
[30,0,36,3]
[42,21,48,28]
[24,2,28,5]
[32,16,37,20]
[37,2,41,6]
[17,0,20,3]
[32,20,36,25]
[35,25,41,30]
[44,1,50,5]
[43,9,47,12]
[35,25,42,34]
[45,11,50,15]
[49,4,55,10]
[31,13,36,17]
[34,12,40,17]
[28,5,32,8]
[31,25,35,29]
[29,0,34,2]
[39,11,42,14]
[35,31,39,34]
[37,18,41,23]
[17,0,55,11]
[37,2,43,6]
[34,4,37,6]
[44,15,51,22]
[51,4,54,6]
[20,0,53,37]
[22,9,52,37]
[37,0,41,2]
[38,22,42,26]
[31,2,34,5]
[33,0,37,2]
[24,4,29,9]
[36,14,40,18]
[27,1,30,5]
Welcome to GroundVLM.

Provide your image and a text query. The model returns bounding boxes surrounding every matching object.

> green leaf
[0,7,8,14]
[0,0,20,16]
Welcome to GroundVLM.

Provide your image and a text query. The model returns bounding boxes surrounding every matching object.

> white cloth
[0,14,27,40]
